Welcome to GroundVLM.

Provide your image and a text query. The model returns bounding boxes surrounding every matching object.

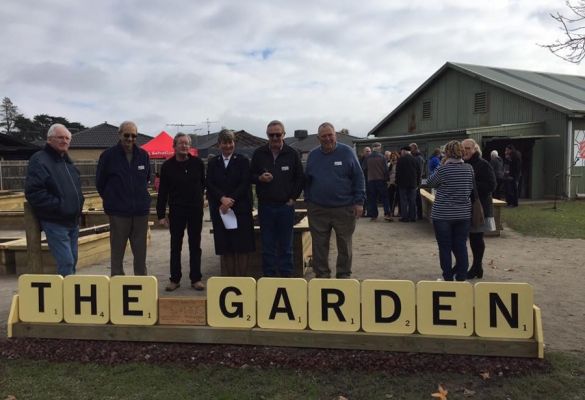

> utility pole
[202,118,219,135]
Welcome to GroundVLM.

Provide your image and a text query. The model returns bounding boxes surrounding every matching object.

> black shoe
[467,266,484,279]
[399,218,410,222]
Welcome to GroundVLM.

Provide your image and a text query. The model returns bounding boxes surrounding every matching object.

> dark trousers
[505,179,520,206]
[432,218,470,281]
[415,187,423,219]
[399,187,417,221]
[366,180,390,218]
[258,203,295,277]
[387,184,398,216]
[169,211,203,283]
[469,232,485,270]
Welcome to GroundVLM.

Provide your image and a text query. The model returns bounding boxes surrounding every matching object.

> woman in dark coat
[206,129,255,276]
[462,139,497,279]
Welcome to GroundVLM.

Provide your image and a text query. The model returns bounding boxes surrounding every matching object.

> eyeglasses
[268,133,283,138]
[122,133,137,139]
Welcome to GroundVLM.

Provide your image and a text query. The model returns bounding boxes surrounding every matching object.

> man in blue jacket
[96,121,151,276]
[250,120,304,277]
[305,122,365,279]
[25,124,84,276]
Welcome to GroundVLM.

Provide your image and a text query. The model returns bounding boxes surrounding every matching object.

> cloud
[0,0,581,137]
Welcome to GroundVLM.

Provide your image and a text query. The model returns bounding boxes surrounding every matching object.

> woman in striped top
[427,140,475,281]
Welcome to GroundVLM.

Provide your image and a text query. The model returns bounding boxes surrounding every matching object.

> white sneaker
[436,278,444,281]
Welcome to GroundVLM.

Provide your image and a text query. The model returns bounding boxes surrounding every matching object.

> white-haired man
[490,149,504,199]
[25,124,85,276]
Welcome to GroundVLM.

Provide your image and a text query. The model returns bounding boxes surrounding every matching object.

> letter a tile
[308,279,360,332]
[18,274,63,323]
[257,278,307,330]
[63,275,110,324]
[474,282,534,339]
[110,276,158,325]
[207,277,256,328]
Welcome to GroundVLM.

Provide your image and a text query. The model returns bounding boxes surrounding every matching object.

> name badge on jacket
[334,161,342,166]
[138,165,145,170]
[281,166,290,171]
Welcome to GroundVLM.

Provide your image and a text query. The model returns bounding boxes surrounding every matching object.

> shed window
[422,100,432,119]
[474,91,488,113]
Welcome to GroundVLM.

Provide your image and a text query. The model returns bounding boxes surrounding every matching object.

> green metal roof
[452,62,585,114]
[369,62,585,136]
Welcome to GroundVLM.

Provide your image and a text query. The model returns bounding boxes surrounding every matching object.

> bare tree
[544,1,585,63]
[0,97,21,135]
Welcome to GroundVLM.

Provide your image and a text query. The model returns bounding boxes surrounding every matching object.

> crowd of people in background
[25,120,523,285]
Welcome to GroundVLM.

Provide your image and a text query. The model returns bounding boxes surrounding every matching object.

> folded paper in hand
[220,208,238,229]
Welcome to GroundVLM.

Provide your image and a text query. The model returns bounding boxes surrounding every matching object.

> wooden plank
[420,188,502,236]
[23,201,42,274]
[0,211,25,229]
[533,305,544,359]
[10,322,540,358]
[158,297,206,325]
[0,193,25,211]
[7,295,19,338]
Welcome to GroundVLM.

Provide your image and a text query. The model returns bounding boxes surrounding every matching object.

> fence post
[24,200,43,274]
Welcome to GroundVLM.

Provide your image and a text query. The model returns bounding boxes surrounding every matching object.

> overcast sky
[1,0,582,138]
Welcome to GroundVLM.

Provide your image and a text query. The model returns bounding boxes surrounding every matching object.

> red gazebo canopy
[141,131,197,159]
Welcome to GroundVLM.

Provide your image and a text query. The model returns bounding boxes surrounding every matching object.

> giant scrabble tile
[207,277,257,328]
[308,278,360,332]
[361,279,416,334]
[416,281,474,336]
[474,282,534,339]
[109,276,158,325]
[63,275,110,324]
[257,278,308,330]
[18,274,64,323]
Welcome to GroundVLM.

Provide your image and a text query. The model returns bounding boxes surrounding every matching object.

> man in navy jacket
[25,124,84,276]
[96,121,151,276]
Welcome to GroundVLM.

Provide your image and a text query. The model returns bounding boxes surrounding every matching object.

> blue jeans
[40,220,79,276]
[432,218,470,281]
[258,203,295,277]
[366,180,390,218]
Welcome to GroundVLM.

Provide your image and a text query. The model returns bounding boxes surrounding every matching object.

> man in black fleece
[156,133,206,291]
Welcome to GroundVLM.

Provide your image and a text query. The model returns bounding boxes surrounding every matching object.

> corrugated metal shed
[369,62,585,136]
[451,63,585,114]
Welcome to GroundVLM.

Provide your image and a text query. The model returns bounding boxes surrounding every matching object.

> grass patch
[1,351,584,399]
[502,201,585,239]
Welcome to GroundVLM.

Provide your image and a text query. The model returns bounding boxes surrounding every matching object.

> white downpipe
[567,119,573,199]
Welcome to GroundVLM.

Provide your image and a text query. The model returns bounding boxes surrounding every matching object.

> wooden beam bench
[420,189,506,236]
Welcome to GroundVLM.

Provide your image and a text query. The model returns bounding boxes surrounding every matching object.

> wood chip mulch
[0,338,550,376]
